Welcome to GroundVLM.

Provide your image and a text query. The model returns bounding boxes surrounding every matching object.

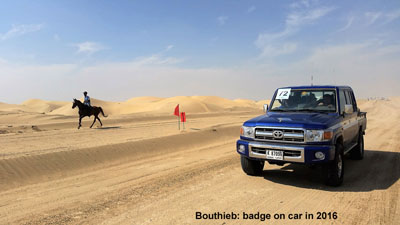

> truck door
[347,90,359,145]
[339,89,353,149]
[344,90,358,147]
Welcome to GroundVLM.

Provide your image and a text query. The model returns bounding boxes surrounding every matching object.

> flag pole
[174,104,180,130]
[180,112,186,130]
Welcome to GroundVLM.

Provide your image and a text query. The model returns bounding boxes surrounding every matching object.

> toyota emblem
[272,130,284,139]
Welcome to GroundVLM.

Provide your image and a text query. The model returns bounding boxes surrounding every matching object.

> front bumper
[237,139,335,164]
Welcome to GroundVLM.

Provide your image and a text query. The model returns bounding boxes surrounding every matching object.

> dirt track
[0,100,399,224]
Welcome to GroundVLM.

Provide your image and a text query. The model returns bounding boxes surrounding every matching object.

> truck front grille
[255,127,304,143]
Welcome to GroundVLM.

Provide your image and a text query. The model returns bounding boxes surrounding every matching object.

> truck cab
[236,85,367,186]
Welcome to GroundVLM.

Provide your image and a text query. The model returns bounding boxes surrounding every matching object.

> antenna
[333,68,336,85]
[311,75,313,86]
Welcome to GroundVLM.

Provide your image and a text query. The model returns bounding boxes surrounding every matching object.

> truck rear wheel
[325,143,344,186]
[350,132,364,160]
[240,156,264,176]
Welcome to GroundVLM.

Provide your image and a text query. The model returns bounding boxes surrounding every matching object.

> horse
[72,99,107,129]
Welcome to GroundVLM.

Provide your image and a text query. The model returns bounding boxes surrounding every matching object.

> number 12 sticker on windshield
[276,88,291,99]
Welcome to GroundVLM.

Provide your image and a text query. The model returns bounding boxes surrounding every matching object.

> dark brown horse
[72,99,107,129]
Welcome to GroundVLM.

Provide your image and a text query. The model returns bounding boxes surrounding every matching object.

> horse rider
[83,91,91,107]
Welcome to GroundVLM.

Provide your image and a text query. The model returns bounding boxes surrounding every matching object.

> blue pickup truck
[237,85,367,186]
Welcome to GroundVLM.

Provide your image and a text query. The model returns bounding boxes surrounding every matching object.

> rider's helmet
[83,91,88,95]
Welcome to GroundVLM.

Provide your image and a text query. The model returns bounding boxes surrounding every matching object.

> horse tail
[100,107,108,117]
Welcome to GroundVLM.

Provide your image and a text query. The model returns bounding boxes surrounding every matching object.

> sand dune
[126,96,164,103]
[0,102,33,113]
[1,96,266,116]
[22,99,69,113]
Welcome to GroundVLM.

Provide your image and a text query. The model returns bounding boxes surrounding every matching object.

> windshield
[270,89,337,112]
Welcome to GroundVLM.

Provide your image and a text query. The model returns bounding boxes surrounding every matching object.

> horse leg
[78,116,83,129]
[90,116,97,128]
[97,116,103,127]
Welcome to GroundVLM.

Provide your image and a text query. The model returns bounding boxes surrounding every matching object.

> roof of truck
[279,85,352,89]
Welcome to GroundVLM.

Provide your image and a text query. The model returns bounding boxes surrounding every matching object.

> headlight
[240,126,255,138]
[305,130,333,142]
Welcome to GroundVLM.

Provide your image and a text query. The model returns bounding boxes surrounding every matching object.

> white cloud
[364,9,400,25]
[255,28,293,45]
[255,26,296,56]
[247,6,256,13]
[286,6,335,27]
[289,0,318,9]
[126,45,182,67]
[255,2,334,57]
[130,55,183,67]
[74,42,105,55]
[217,16,228,25]
[365,12,382,25]
[0,24,43,41]
[338,16,354,32]
[259,43,298,57]
[384,9,400,24]
[165,45,174,51]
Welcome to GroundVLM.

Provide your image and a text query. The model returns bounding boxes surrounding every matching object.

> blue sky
[0,0,400,103]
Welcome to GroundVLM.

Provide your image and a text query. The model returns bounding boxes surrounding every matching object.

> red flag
[174,104,179,116]
[181,112,186,122]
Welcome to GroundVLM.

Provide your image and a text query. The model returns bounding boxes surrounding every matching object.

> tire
[350,132,364,160]
[240,156,264,176]
[325,143,344,186]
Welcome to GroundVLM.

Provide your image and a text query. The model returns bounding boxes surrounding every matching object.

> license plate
[266,150,283,160]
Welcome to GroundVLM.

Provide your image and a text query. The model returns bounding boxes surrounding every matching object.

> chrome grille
[255,127,304,142]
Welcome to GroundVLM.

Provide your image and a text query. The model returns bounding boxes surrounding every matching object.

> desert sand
[0,96,399,224]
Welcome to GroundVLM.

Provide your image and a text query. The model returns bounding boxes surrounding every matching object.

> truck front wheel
[240,156,264,176]
[324,143,344,186]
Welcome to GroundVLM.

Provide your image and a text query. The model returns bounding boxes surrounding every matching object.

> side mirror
[344,104,353,114]
[263,104,268,112]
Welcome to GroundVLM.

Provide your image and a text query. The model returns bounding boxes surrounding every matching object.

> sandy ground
[0,97,398,224]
